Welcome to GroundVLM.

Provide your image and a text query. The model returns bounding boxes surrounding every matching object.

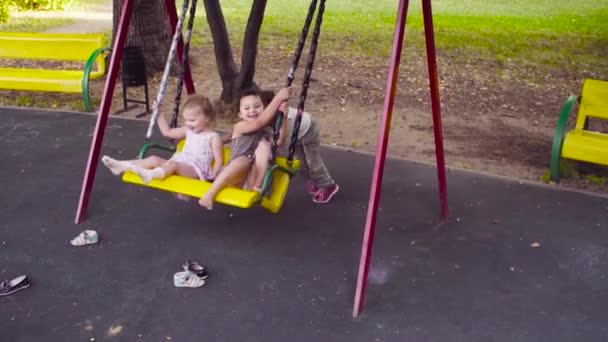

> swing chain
[145,0,191,139]
[171,0,198,129]
[287,0,326,164]
[269,0,319,166]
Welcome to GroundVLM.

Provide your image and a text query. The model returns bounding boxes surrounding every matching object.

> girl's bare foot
[198,195,213,210]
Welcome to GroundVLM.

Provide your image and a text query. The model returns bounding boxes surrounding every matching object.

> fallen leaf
[107,325,123,337]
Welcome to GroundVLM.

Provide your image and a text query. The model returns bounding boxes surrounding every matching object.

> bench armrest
[550,95,580,181]
[82,47,112,112]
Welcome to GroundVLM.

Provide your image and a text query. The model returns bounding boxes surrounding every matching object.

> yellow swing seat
[121,142,300,213]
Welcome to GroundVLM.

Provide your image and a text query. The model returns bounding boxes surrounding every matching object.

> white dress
[171,130,219,180]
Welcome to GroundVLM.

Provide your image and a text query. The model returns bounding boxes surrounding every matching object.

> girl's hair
[235,88,263,116]
[260,90,275,107]
[182,94,215,122]
[238,88,262,103]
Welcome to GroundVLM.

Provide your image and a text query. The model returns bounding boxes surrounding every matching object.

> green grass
[189,0,608,74]
[0,0,109,32]
[2,0,606,76]
[0,16,74,32]
[69,0,111,12]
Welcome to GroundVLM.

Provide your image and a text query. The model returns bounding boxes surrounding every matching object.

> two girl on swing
[102,85,338,208]
[102,86,290,209]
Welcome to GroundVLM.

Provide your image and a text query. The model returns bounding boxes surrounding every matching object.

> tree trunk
[112,0,268,106]
[203,0,267,104]
[237,0,267,93]
[112,0,173,75]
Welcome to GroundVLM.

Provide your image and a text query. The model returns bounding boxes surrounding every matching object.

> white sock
[134,167,165,184]
[101,155,134,175]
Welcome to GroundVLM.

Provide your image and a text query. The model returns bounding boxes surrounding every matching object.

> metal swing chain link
[270,0,319,164]
[171,0,198,129]
[145,0,190,139]
[287,0,326,164]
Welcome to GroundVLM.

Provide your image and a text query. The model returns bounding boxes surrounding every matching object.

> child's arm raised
[210,133,224,179]
[156,103,188,140]
[277,101,289,147]
[221,131,233,144]
[234,87,291,136]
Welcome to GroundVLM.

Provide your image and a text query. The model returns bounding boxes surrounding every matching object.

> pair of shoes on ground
[0,275,31,297]
[70,230,99,246]
[308,182,340,204]
[174,261,208,288]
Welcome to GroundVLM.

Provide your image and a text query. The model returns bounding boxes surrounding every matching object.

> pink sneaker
[312,183,339,204]
[307,182,319,195]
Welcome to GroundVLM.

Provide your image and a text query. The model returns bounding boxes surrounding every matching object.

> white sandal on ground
[173,271,206,288]
[70,230,99,246]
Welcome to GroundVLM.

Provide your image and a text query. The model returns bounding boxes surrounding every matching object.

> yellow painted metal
[260,170,292,213]
[122,143,300,212]
[575,79,608,129]
[562,129,608,166]
[0,32,106,93]
[1,68,86,93]
[122,171,260,209]
[562,79,608,166]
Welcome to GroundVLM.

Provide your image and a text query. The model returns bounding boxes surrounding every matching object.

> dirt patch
[1,44,607,195]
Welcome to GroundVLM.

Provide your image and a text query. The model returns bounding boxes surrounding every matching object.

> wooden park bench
[0,32,110,112]
[550,78,608,181]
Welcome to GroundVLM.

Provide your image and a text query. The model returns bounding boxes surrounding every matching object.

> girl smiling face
[182,107,209,133]
[238,94,264,121]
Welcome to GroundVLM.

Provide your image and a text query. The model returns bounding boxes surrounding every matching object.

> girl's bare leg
[134,160,198,184]
[246,167,258,191]
[251,140,271,191]
[199,156,250,210]
[101,155,166,175]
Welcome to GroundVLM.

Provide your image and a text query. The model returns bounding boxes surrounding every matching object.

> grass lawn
[2,0,605,75]
[0,16,74,32]
[198,0,608,75]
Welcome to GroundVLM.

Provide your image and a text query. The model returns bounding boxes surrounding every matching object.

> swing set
[75,0,448,317]
[76,0,326,217]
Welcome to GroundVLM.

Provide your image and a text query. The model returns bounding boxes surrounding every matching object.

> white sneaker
[173,271,206,288]
[70,230,99,246]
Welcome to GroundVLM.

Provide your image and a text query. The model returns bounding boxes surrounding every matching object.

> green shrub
[10,0,77,11]
[0,2,9,23]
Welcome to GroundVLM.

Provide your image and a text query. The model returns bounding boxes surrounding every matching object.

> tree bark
[202,0,238,102]
[112,0,268,106]
[112,0,173,75]
[237,0,267,93]
[203,0,267,103]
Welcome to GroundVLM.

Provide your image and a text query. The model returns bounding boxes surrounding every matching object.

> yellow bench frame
[0,32,110,112]
[550,78,608,181]
[122,142,300,213]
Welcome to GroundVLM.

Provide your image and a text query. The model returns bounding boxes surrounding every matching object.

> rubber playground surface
[1,107,607,341]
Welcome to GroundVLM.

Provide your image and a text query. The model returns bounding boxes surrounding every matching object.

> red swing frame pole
[75,0,135,224]
[353,0,449,317]
[75,0,195,223]
[422,0,448,220]
[352,0,410,318]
